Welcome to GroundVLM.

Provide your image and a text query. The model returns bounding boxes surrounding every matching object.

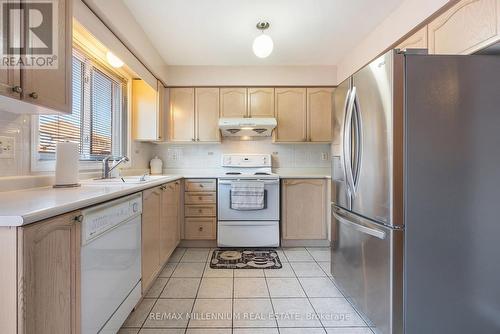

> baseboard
[280,239,331,247]
[179,240,218,248]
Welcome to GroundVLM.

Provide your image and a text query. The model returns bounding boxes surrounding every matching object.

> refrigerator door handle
[332,206,386,240]
[352,89,363,195]
[343,87,356,197]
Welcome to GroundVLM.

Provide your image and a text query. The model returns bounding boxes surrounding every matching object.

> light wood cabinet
[0,0,72,114]
[133,79,164,141]
[281,179,328,240]
[274,88,308,142]
[169,88,220,142]
[159,181,181,264]
[185,204,216,217]
[248,87,275,117]
[307,88,334,142]
[143,182,182,291]
[183,178,217,240]
[428,0,500,54]
[0,68,20,100]
[185,179,217,192]
[169,87,196,142]
[18,211,81,334]
[397,26,428,50]
[142,186,162,291]
[220,88,247,118]
[184,218,216,240]
[195,88,220,142]
[21,0,72,112]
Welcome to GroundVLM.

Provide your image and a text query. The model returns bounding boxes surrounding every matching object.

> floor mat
[210,249,282,269]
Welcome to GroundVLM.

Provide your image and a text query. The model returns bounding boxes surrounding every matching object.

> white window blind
[38,50,126,161]
[39,57,84,156]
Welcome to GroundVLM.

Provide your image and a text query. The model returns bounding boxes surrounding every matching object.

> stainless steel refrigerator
[331,49,500,334]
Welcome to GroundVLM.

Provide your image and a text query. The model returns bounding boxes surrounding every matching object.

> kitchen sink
[83,175,167,185]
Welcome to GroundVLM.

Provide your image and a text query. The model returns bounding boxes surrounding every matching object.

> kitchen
[1,0,500,333]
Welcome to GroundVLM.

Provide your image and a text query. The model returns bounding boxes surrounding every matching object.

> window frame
[31,46,130,172]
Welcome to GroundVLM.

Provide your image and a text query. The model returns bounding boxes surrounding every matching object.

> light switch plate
[0,136,14,159]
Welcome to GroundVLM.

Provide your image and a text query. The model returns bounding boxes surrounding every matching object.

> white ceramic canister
[150,156,163,175]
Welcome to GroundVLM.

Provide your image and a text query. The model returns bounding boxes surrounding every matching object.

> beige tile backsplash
[153,138,331,169]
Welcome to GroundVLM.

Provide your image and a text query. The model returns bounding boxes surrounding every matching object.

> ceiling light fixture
[253,21,273,58]
[106,51,124,68]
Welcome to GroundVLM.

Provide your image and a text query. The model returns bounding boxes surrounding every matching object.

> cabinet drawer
[185,204,216,217]
[184,218,216,240]
[185,192,216,204]
[185,179,216,192]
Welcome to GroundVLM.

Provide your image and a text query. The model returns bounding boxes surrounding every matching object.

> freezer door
[331,205,403,334]
[331,77,351,210]
[350,51,395,225]
[405,54,500,334]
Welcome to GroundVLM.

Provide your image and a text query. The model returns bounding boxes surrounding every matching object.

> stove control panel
[222,154,271,168]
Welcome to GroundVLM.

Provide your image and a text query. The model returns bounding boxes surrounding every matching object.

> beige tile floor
[119,247,374,334]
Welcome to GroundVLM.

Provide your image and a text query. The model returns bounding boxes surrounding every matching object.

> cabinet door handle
[11,86,23,94]
[29,92,38,99]
[74,214,83,223]
[198,226,203,232]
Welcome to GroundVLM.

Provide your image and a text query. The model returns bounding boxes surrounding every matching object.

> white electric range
[217,154,280,247]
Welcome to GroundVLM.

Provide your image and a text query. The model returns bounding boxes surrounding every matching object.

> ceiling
[122,0,405,66]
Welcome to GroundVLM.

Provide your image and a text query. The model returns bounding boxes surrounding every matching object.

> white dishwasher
[81,193,142,334]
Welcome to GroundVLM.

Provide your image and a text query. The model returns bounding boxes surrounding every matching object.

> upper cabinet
[132,79,164,141]
[428,0,500,54]
[195,88,220,142]
[307,88,334,142]
[397,26,428,50]
[248,87,275,117]
[162,86,333,144]
[169,87,195,142]
[0,0,73,114]
[220,88,247,117]
[274,87,333,143]
[168,87,220,142]
[274,88,307,142]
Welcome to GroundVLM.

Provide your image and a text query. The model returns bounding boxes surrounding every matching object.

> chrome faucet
[102,156,129,179]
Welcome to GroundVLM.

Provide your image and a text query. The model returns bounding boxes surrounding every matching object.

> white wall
[166,66,337,86]
[154,138,331,172]
[336,0,453,83]
[78,0,168,86]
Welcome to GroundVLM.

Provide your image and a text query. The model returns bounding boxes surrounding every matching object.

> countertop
[0,169,330,227]
[0,175,182,227]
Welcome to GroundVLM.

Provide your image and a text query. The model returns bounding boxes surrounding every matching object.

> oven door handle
[218,180,279,185]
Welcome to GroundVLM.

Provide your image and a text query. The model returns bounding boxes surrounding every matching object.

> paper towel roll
[54,142,80,187]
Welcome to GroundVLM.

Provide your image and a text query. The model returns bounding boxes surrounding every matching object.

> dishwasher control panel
[81,193,143,244]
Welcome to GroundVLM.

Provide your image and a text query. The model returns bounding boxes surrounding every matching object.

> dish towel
[230,181,265,210]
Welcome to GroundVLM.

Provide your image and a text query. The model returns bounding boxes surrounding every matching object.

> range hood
[218,118,277,137]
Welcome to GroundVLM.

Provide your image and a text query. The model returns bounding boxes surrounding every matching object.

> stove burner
[254,172,270,175]
[226,172,242,175]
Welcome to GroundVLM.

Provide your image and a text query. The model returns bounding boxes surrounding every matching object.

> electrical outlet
[321,152,329,161]
[0,136,14,159]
